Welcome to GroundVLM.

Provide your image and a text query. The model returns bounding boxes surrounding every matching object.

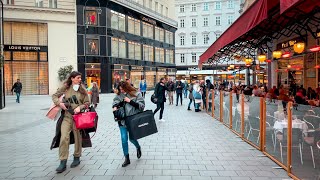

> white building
[3,0,76,95]
[175,0,241,81]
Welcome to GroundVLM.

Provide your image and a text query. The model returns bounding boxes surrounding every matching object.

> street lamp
[84,0,101,85]
[0,0,4,109]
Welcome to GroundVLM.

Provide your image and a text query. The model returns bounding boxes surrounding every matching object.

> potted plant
[58,65,73,82]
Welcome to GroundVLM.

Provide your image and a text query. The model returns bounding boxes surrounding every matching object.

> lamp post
[0,0,4,109]
[84,0,101,85]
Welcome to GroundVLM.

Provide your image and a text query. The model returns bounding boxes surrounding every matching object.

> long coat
[154,82,167,103]
[91,86,99,105]
[50,111,94,150]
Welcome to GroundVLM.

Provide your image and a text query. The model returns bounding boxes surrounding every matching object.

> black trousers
[176,93,183,105]
[154,102,165,119]
[141,92,146,98]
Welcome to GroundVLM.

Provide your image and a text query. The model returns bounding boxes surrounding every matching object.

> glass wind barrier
[290,103,320,179]
[265,99,287,167]
[232,93,241,134]
[214,90,220,120]
[223,91,231,127]
[207,90,213,115]
[244,95,261,147]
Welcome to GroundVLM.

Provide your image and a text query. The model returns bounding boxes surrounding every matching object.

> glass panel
[231,92,241,134]
[148,25,153,39]
[291,103,320,179]
[86,38,99,55]
[165,50,169,63]
[12,22,38,45]
[135,20,140,36]
[4,62,13,95]
[13,52,37,61]
[156,69,166,83]
[143,23,148,38]
[38,23,48,46]
[39,62,48,95]
[155,48,160,62]
[165,30,169,44]
[12,62,39,95]
[119,39,126,58]
[146,70,156,89]
[244,95,261,147]
[40,52,47,61]
[4,22,12,45]
[214,90,220,120]
[135,43,141,60]
[223,91,231,127]
[149,46,154,62]
[265,99,287,166]
[4,51,11,60]
[159,29,164,42]
[118,14,125,32]
[112,69,129,89]
[170,50,174,63]
[128,18,135,34]
[131,69,143,89]
[155,28,159,41]
[111,38,118,57]
[111,11,118,30]
[128,42,134,59]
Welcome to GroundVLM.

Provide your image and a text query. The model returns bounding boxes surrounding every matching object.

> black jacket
[50,110,96,150]
[175,82,184,94]
[155,82,167,103]
[11,82,22,93]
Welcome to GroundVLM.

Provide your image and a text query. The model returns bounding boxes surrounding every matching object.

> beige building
[132,0,176,19]
[3,0,77,95]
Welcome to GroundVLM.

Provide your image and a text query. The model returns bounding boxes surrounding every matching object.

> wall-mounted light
[282,52,291,58]
[310,45,320,52]
[293,42,305,54]
[258,54,266,63]
[273,51,282,59]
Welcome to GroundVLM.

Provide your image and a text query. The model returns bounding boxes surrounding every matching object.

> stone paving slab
[0,93,290,180]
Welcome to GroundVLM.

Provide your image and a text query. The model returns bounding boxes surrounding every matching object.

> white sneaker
[160,119,165,122]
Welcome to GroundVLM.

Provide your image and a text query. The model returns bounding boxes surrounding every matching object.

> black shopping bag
[125,110,158,140]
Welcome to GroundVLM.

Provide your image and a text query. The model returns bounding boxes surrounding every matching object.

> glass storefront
[156,68,167,82]
[145,67,156,90]
[112,65,130,89]
[86,63,101,88]
[131,66,144,89]
[4,22,48,95]
[277,58,304,88]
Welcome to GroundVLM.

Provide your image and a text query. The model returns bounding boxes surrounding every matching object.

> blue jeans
[119,126,140,156]
[188,99,195,109]
[183,89,188,98]
[16,92,21,103]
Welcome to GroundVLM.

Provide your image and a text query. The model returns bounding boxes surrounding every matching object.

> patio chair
[277,128,303,164]
[303,115,320,134]
[317,140,320,150]
[303,135,317,168]
[266,115,277,152]
[247,115,261,143]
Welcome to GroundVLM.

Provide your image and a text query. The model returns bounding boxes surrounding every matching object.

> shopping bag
[73,111,97,129]
[125,110,158,140]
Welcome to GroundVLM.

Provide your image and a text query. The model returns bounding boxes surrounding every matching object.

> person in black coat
[175,80,184,106]
[11,79,22,103]
[154,78,167,122]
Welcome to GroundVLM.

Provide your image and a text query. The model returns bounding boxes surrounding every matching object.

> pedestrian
[193,81,202,112]
[187,81,195,111]
[154,77,167,122]
[183,80,189,98]
[166,79,175,105]
[175,80,184,106]
[91,82,99,108]
[139,79,147,98]
[200,81,206,110]
[51,71,90,173]
[11,79,22,103]
[112,81,145,167]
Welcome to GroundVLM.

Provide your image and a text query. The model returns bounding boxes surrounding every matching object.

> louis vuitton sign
[4,45,47,52]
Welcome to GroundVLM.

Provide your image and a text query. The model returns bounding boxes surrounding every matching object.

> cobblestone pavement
[0,93,290,180]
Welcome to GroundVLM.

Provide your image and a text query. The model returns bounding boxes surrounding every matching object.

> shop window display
[112,65,130,89]
[146,69,156,89]
[86,38,99,55]
[85,10,98,26]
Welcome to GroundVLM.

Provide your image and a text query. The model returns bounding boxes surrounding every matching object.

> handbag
[151,93,157,104]
[73,111,97,129]
[125,110,158,140]
[113,106,126,121]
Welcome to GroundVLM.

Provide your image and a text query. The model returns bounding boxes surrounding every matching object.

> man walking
[166,79,175,105]
[175,80,184,106]
[11,79,23,103]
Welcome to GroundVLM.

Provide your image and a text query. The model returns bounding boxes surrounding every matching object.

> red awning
[280,0,300,14]
[199,0,270,65]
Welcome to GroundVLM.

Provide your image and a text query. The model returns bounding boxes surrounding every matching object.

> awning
[280,0,300,14]
[199,0,320,67]
[199,0,274,65]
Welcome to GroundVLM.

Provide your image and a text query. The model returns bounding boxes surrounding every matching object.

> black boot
[122,155,130,167]
[70,157,80,168]
[137,147,142,159]
[56,160,67,173]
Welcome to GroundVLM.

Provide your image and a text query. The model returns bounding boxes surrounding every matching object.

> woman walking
[139,79,147,98]
[112,81,145,167]
[91,82,99,108]
[51,71,90,173]
[154,78,167,121]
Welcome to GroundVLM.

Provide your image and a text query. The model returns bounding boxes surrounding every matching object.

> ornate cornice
[4,5,75,14]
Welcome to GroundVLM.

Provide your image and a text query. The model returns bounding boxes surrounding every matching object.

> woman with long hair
[112,81,145,167]
[91,82,99,108]
[51,71,90,173]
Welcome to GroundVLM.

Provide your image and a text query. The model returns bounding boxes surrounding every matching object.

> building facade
[3,0,76,95]
[174,0,241,82]
[77,0,177,92]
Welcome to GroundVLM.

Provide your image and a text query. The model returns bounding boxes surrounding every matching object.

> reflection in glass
[86,39,99,55]
[85,10,97,26]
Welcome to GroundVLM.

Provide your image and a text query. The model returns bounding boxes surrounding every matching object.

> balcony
[110,0,178,28]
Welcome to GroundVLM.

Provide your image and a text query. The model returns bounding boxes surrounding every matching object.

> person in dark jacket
[154,78,167,122]
[11,79,22,103]
[175,80,184,106]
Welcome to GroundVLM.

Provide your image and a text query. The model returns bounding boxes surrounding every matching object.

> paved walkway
[0,93,290,180]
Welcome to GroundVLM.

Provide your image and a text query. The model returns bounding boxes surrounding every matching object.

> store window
[85,10,98,26]
[110,10,126,32]
[155,48,164,63]
[113,65,130,89]
[111,38,126,58]
[86,38,99,55]
[128,41,141,60]
[128,17,141,36]
[157,68,167,83]
[143,45,154,61]
[146,67,156,89]
[86,63,101,88]
[131,66,144,89]
[142,22,153,39]
[155,27,164,42]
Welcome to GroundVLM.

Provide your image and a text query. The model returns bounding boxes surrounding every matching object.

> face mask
[73,84,80,91]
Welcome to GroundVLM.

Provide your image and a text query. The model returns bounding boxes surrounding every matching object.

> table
[273,119,308,135]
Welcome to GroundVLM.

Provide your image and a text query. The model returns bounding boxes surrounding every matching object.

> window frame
[191,4,196,12]
[86,36,100,55]
[180,5,185,12]
[216,16,221,26]
[191,35,197,45]
[180,53,185,63]
[203,34,209,44]
[180,19,185,28]
[215,1,221,10]
[191,53,197,63]
[203,17,208,27]
[180,35,185,46]
[203,2,209,11]
[35,0,43,7]
[191,18,196,27]
[228,0,234,9]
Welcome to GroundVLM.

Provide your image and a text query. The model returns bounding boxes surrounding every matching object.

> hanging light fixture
[309,45,320,52]
[287,64,292,68]
[314,65,320,69]
[266,59,272,63]
[229,64,235,69]
[282,52,291,58]
[258,54,266,63]
[273,51,282,59]
[293,42,305,54]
